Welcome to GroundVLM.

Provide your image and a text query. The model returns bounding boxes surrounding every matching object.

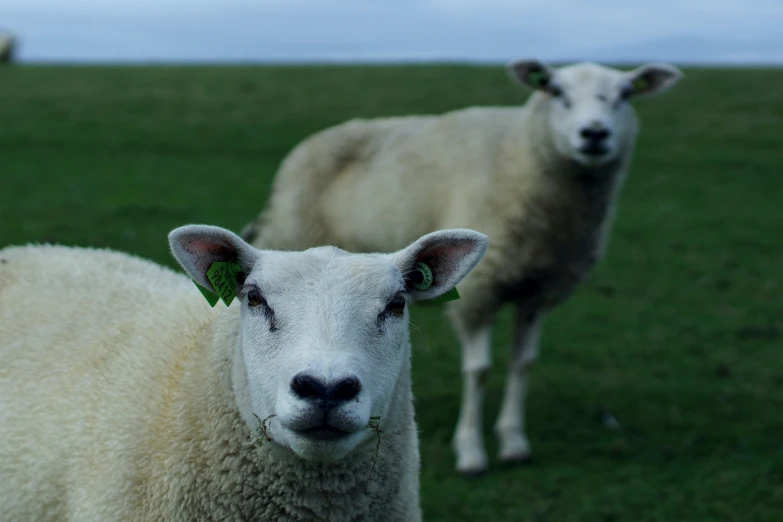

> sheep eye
[548,85,563,97]
[247,287,264,308]
[385,293,406,318]
[620,84,634,100]
[547,85,571,108]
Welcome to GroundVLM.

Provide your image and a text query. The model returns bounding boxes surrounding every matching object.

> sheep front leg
[494,308,542,463]
[451,322,493,476]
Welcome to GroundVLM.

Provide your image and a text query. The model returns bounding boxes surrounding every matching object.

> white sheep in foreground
[240,59,683,475]
[0,33,15,64]
[0,224,488,520]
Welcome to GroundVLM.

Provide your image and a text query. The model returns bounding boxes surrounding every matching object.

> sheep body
[0,239,435,521]
[247,103,617,317]
[241,60,683,474]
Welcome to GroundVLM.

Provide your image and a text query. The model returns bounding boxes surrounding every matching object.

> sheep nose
[291,373,328,401]
[329,376,362,402]
[579,126,611,142]
[291,373,362,406]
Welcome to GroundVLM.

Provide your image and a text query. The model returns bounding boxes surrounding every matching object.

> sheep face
[240,248,412,463]
[509,59,683,168]
[169,225,488,463]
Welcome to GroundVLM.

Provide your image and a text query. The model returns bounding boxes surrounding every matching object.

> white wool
[240,59,683,475]
[0,224,487,520]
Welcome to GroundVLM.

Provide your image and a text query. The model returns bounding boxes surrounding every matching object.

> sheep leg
[494,308,542,463]
[452,322,493,476]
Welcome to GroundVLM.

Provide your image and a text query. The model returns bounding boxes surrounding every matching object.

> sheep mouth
[579,144,609,157]
[295,425,352,442]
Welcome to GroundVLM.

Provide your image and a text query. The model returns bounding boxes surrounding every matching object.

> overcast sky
[2,0,783,64]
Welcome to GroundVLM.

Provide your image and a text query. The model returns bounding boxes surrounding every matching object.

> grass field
[2,64,782,521]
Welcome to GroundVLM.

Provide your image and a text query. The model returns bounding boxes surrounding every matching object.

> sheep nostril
[291,373,328,401]
[580,127,610,141]
[328,376,362,402]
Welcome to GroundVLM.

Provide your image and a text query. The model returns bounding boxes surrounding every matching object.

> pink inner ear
[186,238,232,256]
[417,241,476,285]
[184,238,236,275]
[186,239,212,255]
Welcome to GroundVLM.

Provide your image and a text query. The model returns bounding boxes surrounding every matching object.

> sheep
[0,33,15,64]
[0,223,488,521]
[239,59,683,475]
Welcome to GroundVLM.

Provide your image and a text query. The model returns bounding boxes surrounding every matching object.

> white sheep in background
[0,33,15,64]
[0,224,488,520]
[240,59,683,475]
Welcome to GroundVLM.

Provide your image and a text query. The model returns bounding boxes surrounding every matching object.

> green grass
[2,64,783,521]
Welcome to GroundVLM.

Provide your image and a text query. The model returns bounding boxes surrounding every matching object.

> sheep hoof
[497,431,532,464]
[455,452,489,477]
[459,467,488,479]
[500,453,534,466]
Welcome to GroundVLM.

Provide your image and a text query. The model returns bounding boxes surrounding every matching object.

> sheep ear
[508,59,555,91]
[168,224,259,294]
[624,63,683,99]
[390,229,488,302]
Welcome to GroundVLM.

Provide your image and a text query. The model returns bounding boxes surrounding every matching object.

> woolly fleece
[0,244,421,521]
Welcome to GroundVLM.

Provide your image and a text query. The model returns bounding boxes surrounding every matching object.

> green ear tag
[527,70,549,89]
[192,259,242,307]
[193,281,220,307]
[432,287,460,303]
[205,259,242,307]
[411,262,433,291]
[411,262,461,303]
[632,77,648,93]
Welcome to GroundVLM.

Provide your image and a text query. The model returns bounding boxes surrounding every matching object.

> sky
[2,0,783,64]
